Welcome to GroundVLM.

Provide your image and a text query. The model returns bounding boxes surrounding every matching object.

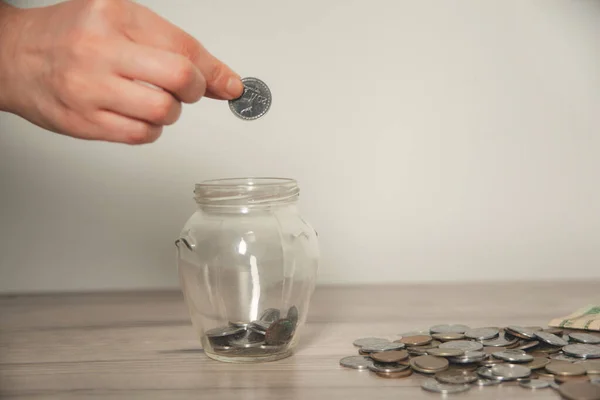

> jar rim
[194,177,299,206]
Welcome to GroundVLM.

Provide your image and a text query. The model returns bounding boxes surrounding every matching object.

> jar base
[204,349,293,363]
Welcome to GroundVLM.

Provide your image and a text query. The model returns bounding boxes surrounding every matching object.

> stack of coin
[205,305,298,357]
[340,324,600,397]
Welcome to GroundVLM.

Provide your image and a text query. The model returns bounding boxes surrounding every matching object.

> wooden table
[1,281,599,399]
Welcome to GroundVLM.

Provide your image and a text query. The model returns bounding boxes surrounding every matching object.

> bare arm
[0,0,243,145]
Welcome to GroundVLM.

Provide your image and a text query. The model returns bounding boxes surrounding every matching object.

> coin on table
[493,349,534,363]
[482,334,519,347]
[569,333,600,345]
[339,356,374,370]
[439,340,483,352]
[352,337,390,348]
[265,318,295,345]
[523,357,551,370]
[575,360,600,374]
[448,351,487,364]
[475,378,502,386]
[435,369,479,384]
[546,361,587,376]
[362,342,405,353]
[479,358,506,367]
[432,332,465,341]
[421,378,471,394]
[427,347,465,357]
[517,340,540,351]
[375,369,413,379]
[563,344,600,359]
[370,350,409,363]
[465,327,500,340]
[400,335,432,346]
[413,355,449,372]
[429,324,471,334]
[483,346,506,354]
[558,382,600,400]
[491,364,532,380]
[535,331,569,347]
[555,375,591,384]
[544,327,564,335]
[506,325,538,340]
[476,366,507,382]
[552,353,587,362]
[519,379,550,389]
[368,361,410,373]
[228,77,272,120]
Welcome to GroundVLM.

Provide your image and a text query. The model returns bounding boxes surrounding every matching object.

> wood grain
[1,281,599,399]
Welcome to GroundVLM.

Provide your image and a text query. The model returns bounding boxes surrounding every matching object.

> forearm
[0,1,22,113]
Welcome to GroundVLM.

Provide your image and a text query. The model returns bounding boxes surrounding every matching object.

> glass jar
[175,178,319,363]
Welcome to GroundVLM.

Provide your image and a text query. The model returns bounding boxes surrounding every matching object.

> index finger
[123,3,244,100]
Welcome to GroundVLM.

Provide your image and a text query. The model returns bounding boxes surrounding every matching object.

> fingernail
[226,77,244,99]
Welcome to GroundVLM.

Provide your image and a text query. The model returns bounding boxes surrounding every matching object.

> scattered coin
[370,350,409,363]
[448,351,487,364]
[439,340,484,352]
[546,362,587,376]
[493,350,534,363]
[535,331,569,347]
[555,375,591,384]
[368,361,410,373]
[553,353,587,362]
[375,369,413,379]
[475,378,501,386]
[465,327,500,340]
[575,360,600,374]
[569,333,600,345]
[421,378,471,394]
[400,335,432,346]
[477,366,507,382]
[491,364,532,380]
[353,337,390,348]
[413,355,449,372]
[228,77,272,120]
[435,369,479,384]
[506,326,538,340]
[517,340,540,351]
[481,334,519,347]
[543,327,564,335]
[519,379,550,389]
[427,348,465,357]
[563,344,600,359]
[430,324,471,334]
[523,357,551,370]
[432,332,465,341]
[339,356,374,370]
[362,342,406,353]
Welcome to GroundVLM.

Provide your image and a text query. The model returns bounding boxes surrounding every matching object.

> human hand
[0,0,243,144]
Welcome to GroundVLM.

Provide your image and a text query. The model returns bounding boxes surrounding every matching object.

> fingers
[98,77,182,126]
[123,3,244,100]
[92,109,163,145]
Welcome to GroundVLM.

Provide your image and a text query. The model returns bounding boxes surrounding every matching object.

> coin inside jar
[400,335,433,346]
[370,350,409,363]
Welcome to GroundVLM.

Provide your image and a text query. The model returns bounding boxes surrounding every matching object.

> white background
[1,0,600,293]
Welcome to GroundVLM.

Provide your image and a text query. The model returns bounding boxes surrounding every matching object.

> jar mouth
[194,177,299,206]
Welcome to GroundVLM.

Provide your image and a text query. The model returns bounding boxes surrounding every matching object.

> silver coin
[492,350,534,363]
[475,378,501,386]
[421,378,471,394]
[228,77,272,120]
[399,330,429,337]
[476,366,507,381]
[481,333,519,347]
[491,364,531,380]
[551,353,583,362]
[439,340,483,352]
[367,361,409,373]
[535,331,569,347]
[361,342,405,353]
[339,356,374,370]
[591,377,600,385]
[352,337,390,348]
[506,326,538,339]
[205,325,246,338]
[549,382,560,390]
[228,331,265,348]
[569,332,600,345]
[448,350,487,364]
[562,344,600,359]
[259,308,281,323]
[435,369,479,384]
[519,379,550,389]
[429,324,470,334]
[465,327,500,340]
[248,320,271,335]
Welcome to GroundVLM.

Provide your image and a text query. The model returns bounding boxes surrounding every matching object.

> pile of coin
[340,324,600,398]
[205,305,298,356]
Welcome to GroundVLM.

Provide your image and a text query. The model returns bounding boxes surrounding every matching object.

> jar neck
[193,178,300,212]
